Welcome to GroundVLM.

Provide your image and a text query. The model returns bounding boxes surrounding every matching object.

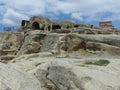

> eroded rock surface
[14,57,120,90]
[0,16,120,90]
[0,63,41,90]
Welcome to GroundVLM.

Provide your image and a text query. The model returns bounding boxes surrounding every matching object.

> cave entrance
[52,25,61,30]
[32,22,40,30]
[21,20,25,26]
[48,25,61,31]
[74,25,79,28]
[48,25,51,31]
[21,20,29,27]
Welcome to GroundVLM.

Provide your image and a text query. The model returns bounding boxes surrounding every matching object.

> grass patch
[84,59,110,66]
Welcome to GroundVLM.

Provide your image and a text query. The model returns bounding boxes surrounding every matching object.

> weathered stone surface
[0,32,25,62]
[53,34,120,57]
[0,63,41,90]
[0,16,120,62]
[0,16,120,90]
[16,32,45,56]
[86,41,120,55]
[7,50,120,90]
[0,30,120,63]
[29,60,120,90]
[16,32,61,56]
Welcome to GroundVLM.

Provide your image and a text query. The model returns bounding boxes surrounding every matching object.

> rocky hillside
[0,16,120,90]
[0,30,120,62]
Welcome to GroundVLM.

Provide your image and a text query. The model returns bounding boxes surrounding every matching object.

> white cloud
[0,0,120,26]
[0,9,29,26]
[71,13,83,21]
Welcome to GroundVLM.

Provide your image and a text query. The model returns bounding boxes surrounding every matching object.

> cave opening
[74,25,79,28]
[21,20,25,26]
[21,20,29,27]
[48,25,61,31]
[52,25,61,30]
[32,22,40,30]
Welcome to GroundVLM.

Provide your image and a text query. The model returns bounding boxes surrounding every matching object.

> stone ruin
[19,16,120,35]
[19,16,81,33]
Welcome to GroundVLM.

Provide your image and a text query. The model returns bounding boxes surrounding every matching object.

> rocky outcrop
[16,31,44,56]
[0,32,24,62]
[16,31,61,56]
[53,34,120,57]
[26,59,120,90]
[0,31,120,63]
[5,49,120,90]
[86,41,120,55]
[0,16,120,62]
[0,16,120,90]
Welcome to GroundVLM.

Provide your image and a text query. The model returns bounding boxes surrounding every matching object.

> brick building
[99,21,112,27]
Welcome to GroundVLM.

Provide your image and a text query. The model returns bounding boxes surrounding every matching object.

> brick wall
[99,21,112,27]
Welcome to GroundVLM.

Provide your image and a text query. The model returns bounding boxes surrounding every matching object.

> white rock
[0,63,42,90]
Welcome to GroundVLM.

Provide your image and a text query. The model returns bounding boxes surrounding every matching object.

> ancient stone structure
[19,16,83,32]
[19,16,120,35]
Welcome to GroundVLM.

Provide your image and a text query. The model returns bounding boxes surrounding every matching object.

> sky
[0,0,120,31]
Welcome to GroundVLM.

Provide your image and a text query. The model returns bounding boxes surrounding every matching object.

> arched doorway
[32,22,40,30]
[48,25,61,31]
[21,20,25,26]
[52,25,61,30]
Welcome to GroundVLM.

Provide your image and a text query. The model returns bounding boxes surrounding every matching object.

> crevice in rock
[45,66,60,90]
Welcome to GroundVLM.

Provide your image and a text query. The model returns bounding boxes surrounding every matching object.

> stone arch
[32,22,40,30]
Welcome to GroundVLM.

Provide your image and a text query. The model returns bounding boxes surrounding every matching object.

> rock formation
[0,16,120,90]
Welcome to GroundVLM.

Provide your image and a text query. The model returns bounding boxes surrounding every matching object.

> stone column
[50,24,52,31]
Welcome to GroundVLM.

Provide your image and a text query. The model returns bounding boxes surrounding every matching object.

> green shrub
[84,61,93,64]
[84,59,110,66]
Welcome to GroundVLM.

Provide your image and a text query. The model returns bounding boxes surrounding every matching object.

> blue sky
[0,0,120,31]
